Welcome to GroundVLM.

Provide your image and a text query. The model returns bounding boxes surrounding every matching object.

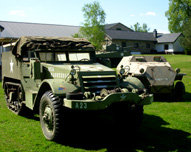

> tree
[79,1,106,50]
[130,22,150,32]
[72,33,82,38]
[180,19,191,55]
[165,0,191,33]
[142,23,150,32]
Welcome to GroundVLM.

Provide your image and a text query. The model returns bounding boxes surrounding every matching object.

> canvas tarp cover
[12,36,95,56]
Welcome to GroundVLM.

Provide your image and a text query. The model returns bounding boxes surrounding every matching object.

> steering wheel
[80,58,90,61]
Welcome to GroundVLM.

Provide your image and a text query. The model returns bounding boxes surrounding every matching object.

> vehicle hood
[41,62,116,79]
[52,63,114,72]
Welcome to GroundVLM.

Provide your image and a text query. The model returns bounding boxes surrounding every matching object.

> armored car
[117,56,186,100]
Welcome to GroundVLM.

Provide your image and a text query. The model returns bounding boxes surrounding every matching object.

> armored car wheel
[40,91,62,141]
[175,81,185,101]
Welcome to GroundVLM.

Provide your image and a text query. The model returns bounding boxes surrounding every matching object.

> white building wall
[167,43,174,53]
[155,37,184,53]
[155,44,164,52]
[0,45,13,65]
[0,47,2,65]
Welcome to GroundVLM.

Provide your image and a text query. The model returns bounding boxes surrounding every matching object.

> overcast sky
[0,0,170,33]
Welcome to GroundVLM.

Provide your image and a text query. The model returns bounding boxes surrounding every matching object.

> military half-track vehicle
[96,44,130,68]
[2,36,153,141]
[117,56,186,100]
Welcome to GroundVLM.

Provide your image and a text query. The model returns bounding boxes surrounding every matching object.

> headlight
[139,68,145,74]
[120,65,125,75]
[70,69,76,75]
[70,65,76,75]
[124,65,130,73]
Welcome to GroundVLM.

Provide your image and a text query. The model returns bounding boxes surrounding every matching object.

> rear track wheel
[4,82,25,115]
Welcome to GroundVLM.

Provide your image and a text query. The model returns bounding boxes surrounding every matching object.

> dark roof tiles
[0,21,182,44]
[0,21,80,38]
[157,33,182,43]
[106,30,156,42]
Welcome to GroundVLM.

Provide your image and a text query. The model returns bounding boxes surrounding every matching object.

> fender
[33,79,80,112]
[120,77,145,89]
[40,79,80,96]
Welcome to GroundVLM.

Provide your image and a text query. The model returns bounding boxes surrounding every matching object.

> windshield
[39,53,67,61]
[38,52,92,62]
[69,53,90,61]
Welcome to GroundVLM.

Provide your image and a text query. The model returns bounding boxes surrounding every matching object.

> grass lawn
[0,55,191,152]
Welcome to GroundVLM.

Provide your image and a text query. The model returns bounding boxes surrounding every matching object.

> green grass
[0,55,191,152]
[164,55,191,97]
[136,102,191,152]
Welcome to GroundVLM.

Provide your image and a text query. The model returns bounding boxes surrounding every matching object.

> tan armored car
[117,56,186,100]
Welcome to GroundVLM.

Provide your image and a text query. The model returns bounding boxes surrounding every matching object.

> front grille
[82,75,118,94]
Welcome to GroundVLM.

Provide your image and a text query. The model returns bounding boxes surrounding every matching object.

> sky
[0,0,170,33]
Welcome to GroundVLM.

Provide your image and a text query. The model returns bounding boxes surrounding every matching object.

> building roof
[0,20,80,38]
[0,25,4,31]
[106,29,157,42]
[105,23,120,30]
[157,33,182,43]
[105,22,133,31]
[0,20,182,44]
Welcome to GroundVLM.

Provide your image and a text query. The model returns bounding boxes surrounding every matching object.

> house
[155,32,184,53]
[0,21,184,56]
[104,23,184,54]
[105,29,157,53]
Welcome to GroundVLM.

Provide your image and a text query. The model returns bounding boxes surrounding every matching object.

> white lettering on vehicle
[51,73,68,79]
[75,102,87,109]
[10,58,14,73]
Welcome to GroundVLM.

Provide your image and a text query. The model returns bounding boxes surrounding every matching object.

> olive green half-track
[2,36,153,141]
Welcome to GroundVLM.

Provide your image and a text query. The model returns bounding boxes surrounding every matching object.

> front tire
[40,91,62,141]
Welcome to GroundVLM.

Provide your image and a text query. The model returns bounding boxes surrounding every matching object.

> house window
[146,43,150,48]
[122,42,126,47]
[134,43,139,48]
[116,28,122,30]
[164,44,169,50]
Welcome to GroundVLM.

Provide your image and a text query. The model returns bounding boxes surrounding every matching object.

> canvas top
[12,36,95,56]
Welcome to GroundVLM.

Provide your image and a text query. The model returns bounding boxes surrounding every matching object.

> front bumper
[63,92,153,110]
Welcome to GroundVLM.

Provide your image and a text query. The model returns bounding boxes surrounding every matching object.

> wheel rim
[43,105,54,132]
[40,91,62,140]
